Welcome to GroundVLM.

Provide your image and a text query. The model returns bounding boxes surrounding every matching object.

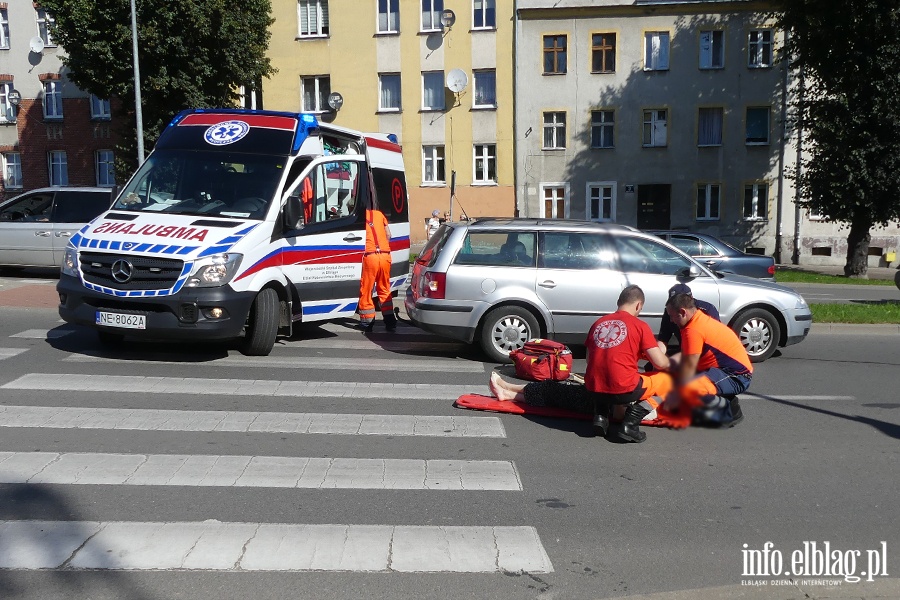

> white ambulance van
[57,109,411,355]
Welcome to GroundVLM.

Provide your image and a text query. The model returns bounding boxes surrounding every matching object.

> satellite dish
[327,91,344,111]
[446,69,468,94]
[29,36,45,54]
[440,9,456,29]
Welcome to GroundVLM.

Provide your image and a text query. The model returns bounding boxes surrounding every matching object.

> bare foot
[489,372,516,402]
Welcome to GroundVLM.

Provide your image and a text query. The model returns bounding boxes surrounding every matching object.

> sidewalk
[777,263,899,282]
[603,578,900,600]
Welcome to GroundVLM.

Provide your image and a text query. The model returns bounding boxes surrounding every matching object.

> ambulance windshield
[112,149,286,220]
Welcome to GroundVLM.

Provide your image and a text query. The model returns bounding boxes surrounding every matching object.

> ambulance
[57,109,410,355]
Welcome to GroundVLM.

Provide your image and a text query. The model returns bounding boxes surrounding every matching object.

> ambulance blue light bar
[293,113,319,153]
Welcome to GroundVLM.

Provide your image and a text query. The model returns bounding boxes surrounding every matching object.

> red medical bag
[510,339,573,381]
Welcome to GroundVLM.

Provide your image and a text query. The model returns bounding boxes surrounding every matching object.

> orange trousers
[637,371,674,410]
[359,253,393,325]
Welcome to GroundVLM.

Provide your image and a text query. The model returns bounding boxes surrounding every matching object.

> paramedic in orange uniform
[358,206,396,332]
[665,292,750,427]
[300,176,314,224]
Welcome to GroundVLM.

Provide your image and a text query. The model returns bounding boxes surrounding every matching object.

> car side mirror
[677,265,701,278]
[283,195,305,230]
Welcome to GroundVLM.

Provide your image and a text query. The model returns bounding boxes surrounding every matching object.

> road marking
[63,352,485,372]
[0,520,552,572]
[0,452,522,490]
[1,374,481,400]
[0,405,505,437]
[313,321,435,336]
[10,328,75,339]
[0,348,27,360]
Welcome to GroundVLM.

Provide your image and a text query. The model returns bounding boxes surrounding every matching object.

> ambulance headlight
[185,253,243,288]
[61,246,79,277]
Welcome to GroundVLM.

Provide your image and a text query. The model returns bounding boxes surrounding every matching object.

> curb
[811,323,900,335]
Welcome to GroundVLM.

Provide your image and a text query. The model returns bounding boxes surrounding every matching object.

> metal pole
[130,0,145,163]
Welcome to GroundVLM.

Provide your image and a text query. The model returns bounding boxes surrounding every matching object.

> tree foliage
[776,1,900,276]
[41,0,274,176]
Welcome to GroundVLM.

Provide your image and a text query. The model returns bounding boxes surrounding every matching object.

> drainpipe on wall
[513,3,522,218]
[774,30,789,264]
[792,64,806,265]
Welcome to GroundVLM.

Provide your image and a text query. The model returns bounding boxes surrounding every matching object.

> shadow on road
[752,393,900,440]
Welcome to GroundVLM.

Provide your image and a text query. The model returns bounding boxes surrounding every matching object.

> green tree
[776,1,900,277]
[41,0,274,179]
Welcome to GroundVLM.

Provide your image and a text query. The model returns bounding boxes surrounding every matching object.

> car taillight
[422,271,446,299]
[768,264,776,276]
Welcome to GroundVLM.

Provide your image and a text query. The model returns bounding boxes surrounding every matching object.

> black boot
[592,401,610,437]
[618,404,651,443]
[384,311,397,332]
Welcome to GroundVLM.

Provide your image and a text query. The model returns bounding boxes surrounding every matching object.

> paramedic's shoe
[384,312,397,332]
[592,402,610,437]
[357,320,374,333]
[721,397,744,428]
[617,404,650,443]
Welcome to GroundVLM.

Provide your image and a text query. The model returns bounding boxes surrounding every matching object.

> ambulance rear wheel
[241,288,279,356]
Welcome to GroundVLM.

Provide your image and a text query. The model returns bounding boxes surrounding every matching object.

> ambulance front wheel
[241,288,279,356]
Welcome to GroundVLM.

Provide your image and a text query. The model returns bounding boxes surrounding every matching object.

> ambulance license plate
[96,311,146,329]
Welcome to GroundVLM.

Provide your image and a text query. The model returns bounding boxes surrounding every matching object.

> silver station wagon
[405,218,812,363]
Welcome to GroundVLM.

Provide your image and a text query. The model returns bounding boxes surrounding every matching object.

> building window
[473,0,495,29]
[587,182,616,221]
[642,109,667,147]
[644,31,670,71]
[421,0,444,32]
[379,73,401,111]
[48,151,68,186]
[700,30,724,69]
[696,184,720,220]
[301,76,331,113]
[377,0,399,34]
[36,8,56,47]
[748,29,773,68]
[542,111,566,149]
[746,106,769,144]
[0,81,15,123]
[473,70,496,108]
[0,9,10,49]
[473,144,496,183]
[698,107,723,146]
[3,152,22,189]
[43,81,63,120]
[96,150,115,187]
[543,35,567,74]
[590,110,614,148]
[298,0,329,37]
[591,33,616,73]
[423,145,445,184]
[422,71,445,111]
[541,184,568,219]
[743,183,768,220]
[90,95,111,120]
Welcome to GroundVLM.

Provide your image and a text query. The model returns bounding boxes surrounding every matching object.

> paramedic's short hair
[617,285,645,307]
[667,293,696,311]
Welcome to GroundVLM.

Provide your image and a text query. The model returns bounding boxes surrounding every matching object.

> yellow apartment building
[266,0,515,244]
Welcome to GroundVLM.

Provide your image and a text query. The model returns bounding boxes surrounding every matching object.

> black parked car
[647,230,776,281]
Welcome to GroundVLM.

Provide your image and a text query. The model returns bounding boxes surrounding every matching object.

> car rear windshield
[417,224,453,267]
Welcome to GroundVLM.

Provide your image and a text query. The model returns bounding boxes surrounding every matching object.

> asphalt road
[0,278,897,600]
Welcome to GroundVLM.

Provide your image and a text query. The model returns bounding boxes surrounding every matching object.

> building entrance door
[637,184,671,229]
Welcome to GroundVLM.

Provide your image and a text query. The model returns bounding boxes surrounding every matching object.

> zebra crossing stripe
[0,348,27,360]
[0,520,553,572]
[0,452,522,490]
[10,328,75,339]
[0,405,505,437]
[1,374,480,400]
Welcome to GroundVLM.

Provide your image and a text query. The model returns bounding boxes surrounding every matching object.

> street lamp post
[130,0,145,163]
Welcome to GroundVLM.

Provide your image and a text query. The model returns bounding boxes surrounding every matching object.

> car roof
[461,217,640,233]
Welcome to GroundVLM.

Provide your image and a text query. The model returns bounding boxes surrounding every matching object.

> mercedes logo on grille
[111,259,134,283]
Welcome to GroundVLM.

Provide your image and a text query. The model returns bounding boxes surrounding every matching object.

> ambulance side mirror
[283,194,305,230]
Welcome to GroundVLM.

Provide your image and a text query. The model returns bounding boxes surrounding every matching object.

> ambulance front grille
[79,252,185,290]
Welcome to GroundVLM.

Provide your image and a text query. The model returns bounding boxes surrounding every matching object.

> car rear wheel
[733,308,780,363]
[241,288,279,356]
[479,305,540,363]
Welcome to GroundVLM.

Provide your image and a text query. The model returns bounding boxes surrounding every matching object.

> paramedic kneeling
[665,292,750,427]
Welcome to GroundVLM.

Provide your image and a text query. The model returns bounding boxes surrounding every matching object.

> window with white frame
[377,0,399,33]
[90,94,111,120]
[43,80,63,119]
[298,0,329,37]
[379,73,401,111]
[3,152,22,189]
[473,70,496,108]
[543,111,566,149]
[473,144,496,183]
[96,150,115,187]
[36,8,55,46]
[0,81,15,123]
[422,145,445,184]
[587,182,615,221]
[746,106,769,144]
[748,29,773,68]
[1,9,10,49]
[48,150,68,186]
[808,205,824,220]
[590,110,614,148]
[644,31,670,70]
[422,71,445,111]
[301,76,331,113]
[698,107,723,146]
[743,183,768,220]
[541,184,568,219]
[699,30,724,69]
[421,0,443,32]
[696,183,720,220]
[473,0,495,29]
[642,109,667,147]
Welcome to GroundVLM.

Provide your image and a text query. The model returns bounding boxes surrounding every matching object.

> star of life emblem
[593,319,628,349]
[204,120,250,146]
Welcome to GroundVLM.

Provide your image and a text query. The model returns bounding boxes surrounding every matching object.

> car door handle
[56,231,73,237]
[343,234,362,242]
[35,231,52,237]
[704,260,717,266]
[538,280,557,289]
